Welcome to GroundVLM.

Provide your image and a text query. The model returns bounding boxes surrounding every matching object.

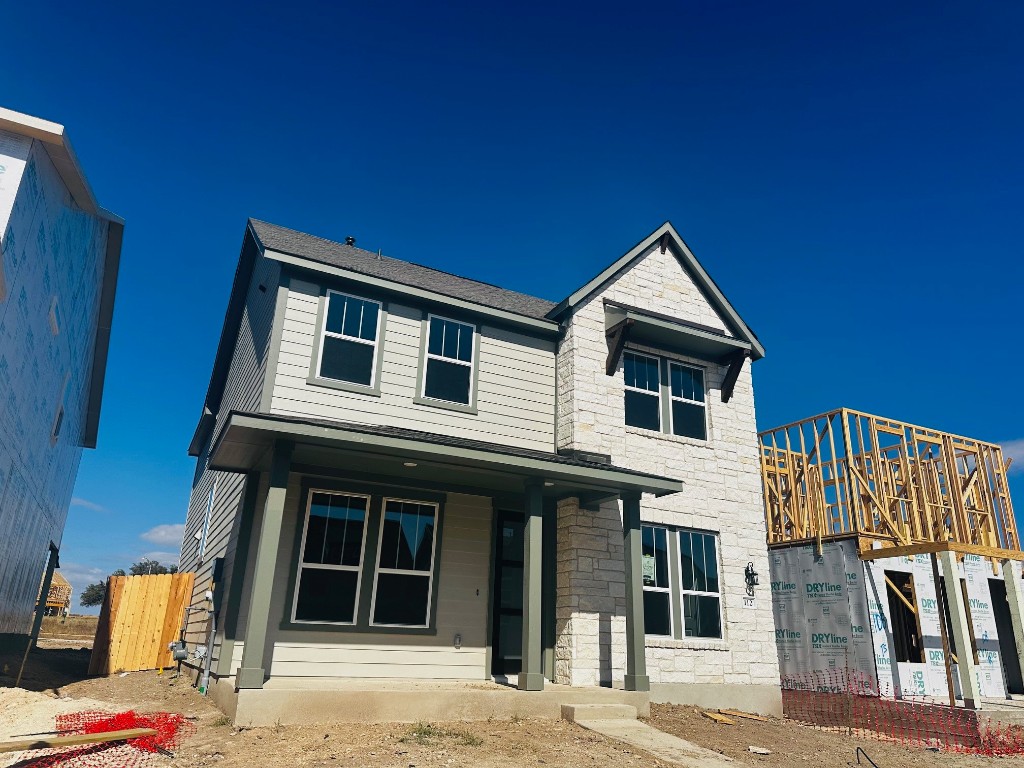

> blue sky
[3,1,1022,610]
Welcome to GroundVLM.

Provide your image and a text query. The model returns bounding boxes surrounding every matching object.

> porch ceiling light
[403,461,418,467]
[544,481,554,487]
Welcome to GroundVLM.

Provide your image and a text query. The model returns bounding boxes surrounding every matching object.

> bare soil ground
[2,646,1023,767]
[38,615,98,643]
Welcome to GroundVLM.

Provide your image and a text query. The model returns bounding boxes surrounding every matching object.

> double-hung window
[641,525,672,636]
[669,363,707,440]
[316,291,381,387]
[293,492,369,624]
[678,529,722,638]
[641,524,723,640]
[371,499,438,627]
[422,315,475,406]
[623,352,661,431]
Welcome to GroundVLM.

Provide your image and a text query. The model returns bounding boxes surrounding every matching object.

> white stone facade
[553,240,781,705]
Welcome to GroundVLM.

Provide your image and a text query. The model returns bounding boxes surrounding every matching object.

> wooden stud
[702,711,735,724]
[0,729,158,755]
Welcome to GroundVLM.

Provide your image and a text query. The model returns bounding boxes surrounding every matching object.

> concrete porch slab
[215,676,650,726]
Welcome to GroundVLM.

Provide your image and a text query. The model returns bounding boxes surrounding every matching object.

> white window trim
[315,290,383,387]
[198,480,217,562]
[290,490,371,626]
[641,524,674,638]
[623,350,661,431]
[420,313,476,405]
[667,361,707,439]
[679,529,724,640]
[369,496,440,629]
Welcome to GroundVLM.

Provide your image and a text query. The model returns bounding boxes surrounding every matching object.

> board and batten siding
[270,277,556,451]
[180,253,280,647]
[228,481,493,681]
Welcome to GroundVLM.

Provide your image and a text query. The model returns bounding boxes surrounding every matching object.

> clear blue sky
[4,1,1022,609]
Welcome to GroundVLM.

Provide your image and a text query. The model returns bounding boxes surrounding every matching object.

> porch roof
[209,411,683,499]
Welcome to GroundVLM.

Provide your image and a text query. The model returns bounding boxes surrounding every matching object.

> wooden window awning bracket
[605,318,635,376]
[721,349,751,403]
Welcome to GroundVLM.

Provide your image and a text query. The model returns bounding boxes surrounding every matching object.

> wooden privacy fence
[88,573,195,675]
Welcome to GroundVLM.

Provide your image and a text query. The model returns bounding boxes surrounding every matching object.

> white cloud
[140,524,185,547]
[70,497,105,512]
[1004,439,1024,474]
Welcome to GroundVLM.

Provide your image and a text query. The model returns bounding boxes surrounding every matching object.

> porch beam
[236,439,293,689]
[622,491,650,691]
[519,478,545,691]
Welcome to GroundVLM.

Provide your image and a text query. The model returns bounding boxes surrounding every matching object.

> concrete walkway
[573,717,734,767]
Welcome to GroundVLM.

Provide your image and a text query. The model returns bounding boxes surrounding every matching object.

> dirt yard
[2,645,1024,767]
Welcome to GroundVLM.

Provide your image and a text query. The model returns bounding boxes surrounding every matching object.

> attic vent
[344,236,356,246]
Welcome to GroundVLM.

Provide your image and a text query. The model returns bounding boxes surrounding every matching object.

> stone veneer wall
[553,241,780,701]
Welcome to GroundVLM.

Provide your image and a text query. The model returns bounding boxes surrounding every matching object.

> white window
[640,526,723,640]
[421,315,475,406]
[370,498,438,627]
[641,525,672,636]
[316,291,382,387]
[198,481,217,562]
[292,491,370,624]
[669,362,707,440]
[679,529,722,638]
[623,352,661,431]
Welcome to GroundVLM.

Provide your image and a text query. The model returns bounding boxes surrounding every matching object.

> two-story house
[0,107,121,648]
[180,219,780,724]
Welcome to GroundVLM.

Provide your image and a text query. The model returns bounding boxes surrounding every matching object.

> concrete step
[561,703,638,722]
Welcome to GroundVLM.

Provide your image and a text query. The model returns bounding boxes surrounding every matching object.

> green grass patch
[401,722,483,747]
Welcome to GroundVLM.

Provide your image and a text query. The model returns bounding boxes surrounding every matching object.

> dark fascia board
[187,223,262,456]
[262,248,561,338]
[605,301,754,363]
[81,217,123,448]
[546,222,766,360]
[210,411,684,497]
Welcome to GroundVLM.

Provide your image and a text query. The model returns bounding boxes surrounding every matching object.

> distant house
[181,219,779,723]
[0,108,121,648]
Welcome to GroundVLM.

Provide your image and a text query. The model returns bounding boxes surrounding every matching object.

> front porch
[205,411,681,720]
[210,676,650,726]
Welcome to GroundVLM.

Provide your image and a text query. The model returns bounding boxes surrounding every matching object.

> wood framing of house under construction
[759,408,1018,559]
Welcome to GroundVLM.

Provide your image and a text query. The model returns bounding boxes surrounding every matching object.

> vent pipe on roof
[344,236,355,246]
[377,249,382,260]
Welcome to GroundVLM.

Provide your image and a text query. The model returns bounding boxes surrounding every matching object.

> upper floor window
[669,363,706,440]
[623,352,660,431]
[422,315,475,405]
[317,291,381,387]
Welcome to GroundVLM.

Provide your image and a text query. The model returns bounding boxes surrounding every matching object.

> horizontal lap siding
[264,490,493,680]
[270,285,556,451]
[181,254,280,653]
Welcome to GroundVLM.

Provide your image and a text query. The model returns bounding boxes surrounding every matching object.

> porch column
[622,491,649,692]
[1000,559,1024,690]
[940,550,981,708]
[519,479,545,691]
[236,440,293,689]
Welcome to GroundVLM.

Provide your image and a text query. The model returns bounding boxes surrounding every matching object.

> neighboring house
[181,218,779,722]
[0,107,122,646]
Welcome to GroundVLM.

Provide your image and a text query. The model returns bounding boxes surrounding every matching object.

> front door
[491,510,524,675]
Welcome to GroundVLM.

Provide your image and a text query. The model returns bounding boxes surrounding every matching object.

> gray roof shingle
[250,219,557,321]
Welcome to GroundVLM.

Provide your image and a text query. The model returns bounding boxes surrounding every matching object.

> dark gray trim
[518,478,545,691]
[278,476,447,636]
[215,471,261,677]
[259,268,290,412]
[265,248,560,336]
[413,312,481,415]
[607,302,754,363]
[667,530,683,641]
[542,497,557,682]
[484,501,498,679]
[622,491,650,692]
[82,218,122,449]
[305,282,387,397]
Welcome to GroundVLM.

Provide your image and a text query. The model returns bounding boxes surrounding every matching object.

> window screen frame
[667,361,708,440]
[369,497,440,629]
[641,524,675,638]
[677,528,724,639]
[198,480,217,564]
[414,312,480,414]
[308,288,387,396]
[290,489,372,626]
[623,350,663,432]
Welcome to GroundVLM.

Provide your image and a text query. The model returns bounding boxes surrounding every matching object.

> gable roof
[546,222,765,359]
[250,219,556,321]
